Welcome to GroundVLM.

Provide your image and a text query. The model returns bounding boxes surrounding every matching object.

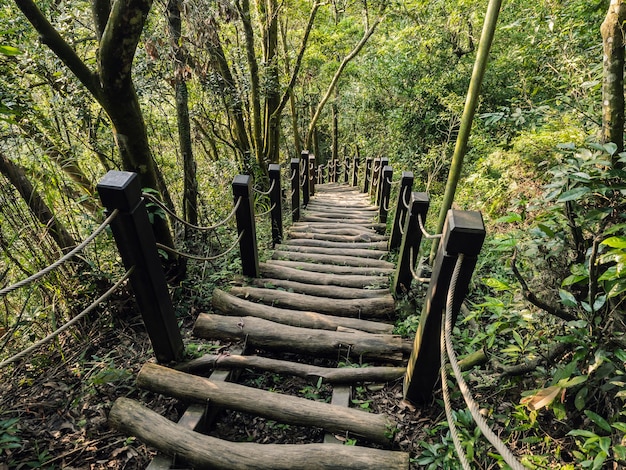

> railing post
[352,156,359,187]
[389,172,414,250]
[378,165,393,224]
[309,154,316,196]
[370,157,381,198]
[268,164,283,247]
[301,151,310,207]
[97,171,184,363]
[364,157,373,193]
[290,158,300,222]
[404,210,486,404]
[392,192,429,295]
[344,157,350,184]
[232,175,259,278]
[376,157,390,207]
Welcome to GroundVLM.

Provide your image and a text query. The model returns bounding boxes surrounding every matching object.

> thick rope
[252,179,276,196]
[445,255,527,470]
[156,231,244,262]
[290,169,297,181]
[409,246,430,283]
[441,320,472,470]
[0,210,119,297]
[255,202,277,218]
[418,213,442,240]
[401,186,411,210]
[143,193,241,232]
[0,267,134,369]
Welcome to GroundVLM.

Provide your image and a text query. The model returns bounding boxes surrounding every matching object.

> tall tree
[601,0,626,156]
[14,0,176,250]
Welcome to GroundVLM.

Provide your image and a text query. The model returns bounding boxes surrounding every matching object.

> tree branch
[14,0,99,97]
[511,250,577,322]
[305,7,385,148]
[492,342,570,377]
[99,0,153,92]
[271,1,320,120]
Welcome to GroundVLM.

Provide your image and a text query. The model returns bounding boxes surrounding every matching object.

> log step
[228,286,395,318]
[259,262,390,288]
[250,278,389,299]
[276,244,388,260]
[264,259,394,276]
[193,314,411,363]
[212,288,393,334]
[110,398,410,470]
[273,250,394,268]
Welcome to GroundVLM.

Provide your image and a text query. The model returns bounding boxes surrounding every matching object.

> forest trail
[110,183,412,469]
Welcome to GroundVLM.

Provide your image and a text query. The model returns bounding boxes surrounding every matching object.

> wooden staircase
[109,183,411,469]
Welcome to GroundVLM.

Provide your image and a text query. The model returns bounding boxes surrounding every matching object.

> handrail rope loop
[290,189,297,198]
[0,210,119,297]
[445,255,528,470]
[0,266,134,369]
[290,169,297,181]
[401,186,411,210]
[255,202,277,218]
[143,193,242,232]
[440,316,473,470]
[252,179,276,196]
[418,213,442,240]
[409,246,431,283]
[383,196,390,213]
[156,231,244,262]
[398,217,405,236]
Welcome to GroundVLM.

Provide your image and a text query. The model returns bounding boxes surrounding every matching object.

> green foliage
[0,415,21,456]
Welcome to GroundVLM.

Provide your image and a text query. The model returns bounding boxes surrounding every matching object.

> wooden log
[212,289,393,334]
[301,215,382,226]
[273,250,395,268]
[250,278,389,299]
[193,314,411,362]
[110,398,409,469]
[289,226,381,236]
[229,286,395,318]
[288,231,388,243]
[259,262,389,288]
[305,206,378,215]
[283,238,388,250]
[292,222,384,233]
[303,211,375,221]
[276,244,388,260]
[264,259,394,276]
[176,354,406,384]
[136,363,396,446]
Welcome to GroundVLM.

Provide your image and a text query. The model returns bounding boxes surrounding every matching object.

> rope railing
[0,267,134,369]
[418,213,442,240]
[442,255,527,470]
[290,168,297,181]
[156,231,245,262]
[255,202,277,218]
[0,209,119,297]
[143,193,242,233]
[252,179,276,196]
[409,246,430,284]
[401,186,411,210]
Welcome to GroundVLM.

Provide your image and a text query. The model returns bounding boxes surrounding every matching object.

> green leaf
[484,277,512,291]
[562,274,588,286]
[557,375,588,388]
[585,410,611,433]
[613,445,626,462]
[611,422,626,433]
[559,289,578,308]
[557,187,591,202]
[495,213,522,223]
[601,236,626,249]
[603,142,619,156]
[567,429,598,438]
[575,387,588,411]
[0,45,22,56]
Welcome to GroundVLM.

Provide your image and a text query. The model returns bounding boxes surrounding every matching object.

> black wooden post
[290,158,300,222]
[389,172,414,250]
[344,158,350,184]
[301,151,310,207]
[376,157,390,207]
[97,171,184,363]
[378,165,393,224]
[309,154,316,196]
[268,164,283,247]
[370,157,381,198]
[364,157,373,193]
[352,156,359,187]
[232,175,259,278]
[404,210,486,404]
[392,192,430,295]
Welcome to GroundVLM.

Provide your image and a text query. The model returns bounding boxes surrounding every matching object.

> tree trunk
[0,151,76,252]
[167,0,198,227]
[109,397,409,469]
[193,314,410,362]
[601,0,626,156]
